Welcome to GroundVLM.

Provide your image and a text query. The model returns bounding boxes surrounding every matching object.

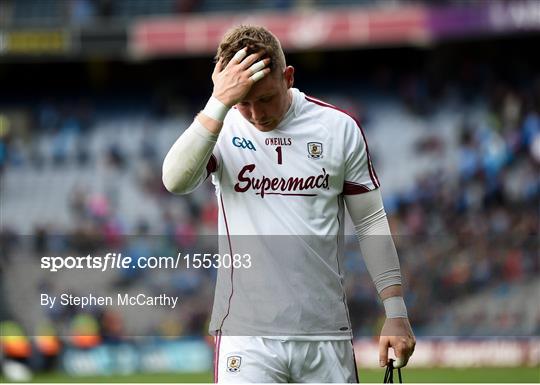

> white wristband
[202,96,229,122]
[383,296,408,318]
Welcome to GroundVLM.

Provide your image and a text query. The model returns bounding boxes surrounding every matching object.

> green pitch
[12,367,539,383]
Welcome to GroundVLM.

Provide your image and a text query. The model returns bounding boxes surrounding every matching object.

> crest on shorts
[307,142,323,159]
[227,356,242,372]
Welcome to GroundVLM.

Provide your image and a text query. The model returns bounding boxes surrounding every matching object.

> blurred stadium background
[0,0,539,383]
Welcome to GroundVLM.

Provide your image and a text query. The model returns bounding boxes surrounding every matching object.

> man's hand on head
[211,47,271,108]
[378,317,416,369]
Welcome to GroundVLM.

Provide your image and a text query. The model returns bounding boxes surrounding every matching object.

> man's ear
[284,66,295,89]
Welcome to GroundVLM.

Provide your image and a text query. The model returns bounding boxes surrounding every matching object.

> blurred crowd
[0,0,456,27]
[2,88,539,340]
[1,56,539,365]
[1,0,538,381]
[346,80,540,337]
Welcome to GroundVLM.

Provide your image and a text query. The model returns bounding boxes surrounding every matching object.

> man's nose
[250,104,264,120]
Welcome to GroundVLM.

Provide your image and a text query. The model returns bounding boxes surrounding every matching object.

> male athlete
[163,25,415,383]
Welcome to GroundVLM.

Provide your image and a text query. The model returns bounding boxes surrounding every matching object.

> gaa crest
[227,356,242,372]
[307,142,323,159]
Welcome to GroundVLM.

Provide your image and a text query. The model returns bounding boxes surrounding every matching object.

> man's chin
[253,121,276,131]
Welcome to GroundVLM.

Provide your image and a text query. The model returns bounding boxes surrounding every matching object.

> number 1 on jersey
[275,146,282,165]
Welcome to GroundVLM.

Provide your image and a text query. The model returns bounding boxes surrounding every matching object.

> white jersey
[205,88,380,338]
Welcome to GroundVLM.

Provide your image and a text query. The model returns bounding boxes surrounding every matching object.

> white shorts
[214,335,359,383]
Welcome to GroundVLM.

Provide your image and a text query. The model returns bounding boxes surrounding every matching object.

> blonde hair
[215,25,286,73]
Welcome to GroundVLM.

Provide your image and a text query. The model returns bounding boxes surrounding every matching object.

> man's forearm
[379,284,402,301]
[344,190,409,320]
[344,191,402,293]
[198,106,225,135]
[162,116,220,194]
[380,284,408,319]
[162,45,272,195]
[162,89,239,195]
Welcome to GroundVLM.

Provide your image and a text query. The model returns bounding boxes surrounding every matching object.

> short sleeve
[206,150,219,175]
[205,133,223,179]
[182,145,219,191]
[343,118,380,194]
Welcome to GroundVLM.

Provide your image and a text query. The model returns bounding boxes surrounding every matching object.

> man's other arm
[344,189,416,368]
[162,48,270,194]
[162,115,221,195]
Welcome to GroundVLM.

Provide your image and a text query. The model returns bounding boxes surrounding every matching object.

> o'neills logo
[234,164,329,198]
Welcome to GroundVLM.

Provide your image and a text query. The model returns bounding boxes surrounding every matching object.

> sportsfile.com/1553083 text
[40,253,252,272]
